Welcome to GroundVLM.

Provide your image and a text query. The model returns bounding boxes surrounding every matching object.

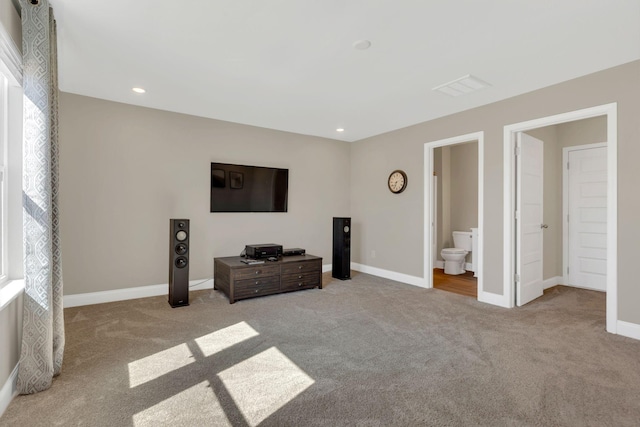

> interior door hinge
[515,146,521,156]
[515,273,520,283]
[567,162,570,170]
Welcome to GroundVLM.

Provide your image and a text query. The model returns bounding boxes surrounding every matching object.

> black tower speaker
[332,217,351,280]
[169,219,190,307]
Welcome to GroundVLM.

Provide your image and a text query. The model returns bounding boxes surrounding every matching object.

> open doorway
[503,103,617,333]
[424,132,484,301]
[433,142,478,298]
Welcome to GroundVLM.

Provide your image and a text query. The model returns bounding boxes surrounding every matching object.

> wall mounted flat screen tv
[210,162,288,212]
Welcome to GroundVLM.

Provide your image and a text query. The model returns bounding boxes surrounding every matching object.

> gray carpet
[2,272,640,426]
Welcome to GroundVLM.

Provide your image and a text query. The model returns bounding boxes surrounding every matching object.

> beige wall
[450,142,478,235]
[350,60,640,324]
[58,93,351,295]
[0,0,20,49]
[433,149,443,256]
[0,294,22,389]
[557,116,607,149]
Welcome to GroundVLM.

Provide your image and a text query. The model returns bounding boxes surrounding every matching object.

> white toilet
[441,231,473,275]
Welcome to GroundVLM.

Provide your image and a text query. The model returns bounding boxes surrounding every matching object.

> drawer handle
[298,275,303,279]
[298,265,303,270]
[255,270,260,275]
[254,289,259,293]
[255,281,260,285]
[298,283,303,287]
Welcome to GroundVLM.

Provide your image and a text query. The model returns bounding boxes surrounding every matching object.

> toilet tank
[452,231,472,251]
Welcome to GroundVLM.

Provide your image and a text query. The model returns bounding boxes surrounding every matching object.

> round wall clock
[388,170,407,194]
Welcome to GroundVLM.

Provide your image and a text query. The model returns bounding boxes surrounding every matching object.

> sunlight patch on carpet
[132,381,231,426]
[218,347,315,426]
[195,321,259,357]
[128,343,195,388]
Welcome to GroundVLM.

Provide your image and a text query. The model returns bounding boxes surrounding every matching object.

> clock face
[388,170,407,194]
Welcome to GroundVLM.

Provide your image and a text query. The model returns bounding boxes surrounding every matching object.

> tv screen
[210,162,289,212]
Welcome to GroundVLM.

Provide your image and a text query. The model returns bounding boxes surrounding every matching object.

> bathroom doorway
[433,142,478,298]
[423,132,484,301]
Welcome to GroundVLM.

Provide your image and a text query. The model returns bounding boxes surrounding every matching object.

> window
[0,66,22,291]
[0,5,23,299]
[0,66,23,294]
[0,71,8,284]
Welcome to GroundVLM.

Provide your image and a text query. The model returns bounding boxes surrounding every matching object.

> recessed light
[352,40,371,50]
[132,87,146,94]
[336,128,345,132]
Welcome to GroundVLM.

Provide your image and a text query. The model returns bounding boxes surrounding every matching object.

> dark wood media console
[214,255,322,303]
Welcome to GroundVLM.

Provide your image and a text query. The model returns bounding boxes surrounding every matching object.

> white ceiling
[48,0,640,142]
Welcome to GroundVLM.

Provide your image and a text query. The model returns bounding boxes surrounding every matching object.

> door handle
[540,224,549,229]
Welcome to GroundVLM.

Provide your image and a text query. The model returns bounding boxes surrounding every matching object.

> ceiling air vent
[432,74,490,97]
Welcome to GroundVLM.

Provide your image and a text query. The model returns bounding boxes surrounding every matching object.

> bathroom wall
[450,142,478,234]
[434,148,443,259]
[435,146,452,253]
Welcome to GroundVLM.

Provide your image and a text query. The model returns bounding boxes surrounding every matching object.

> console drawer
[234,276,280,299]
[281,260,321,275]
[281,271,321,291]
[214,255,323,303]
[233,264,280,280]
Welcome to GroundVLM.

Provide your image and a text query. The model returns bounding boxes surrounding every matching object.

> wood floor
[433,268,477,298]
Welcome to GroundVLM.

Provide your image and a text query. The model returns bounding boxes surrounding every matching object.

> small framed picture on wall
[230,171,244,189]
[211,169,225,188]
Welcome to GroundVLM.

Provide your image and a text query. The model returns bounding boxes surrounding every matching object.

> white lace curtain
[17,0,65,394]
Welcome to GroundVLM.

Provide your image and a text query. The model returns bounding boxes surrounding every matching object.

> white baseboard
[350,262,426,288]
[64,264,343,308]
[543,276,564,290]
[0,363,19,418]
[617,320,640,341]
[63,279,214,308]
[478,291,511,308]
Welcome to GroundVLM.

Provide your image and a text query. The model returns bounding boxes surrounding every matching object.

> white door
[516,133,544,306]
[567,146,607,291]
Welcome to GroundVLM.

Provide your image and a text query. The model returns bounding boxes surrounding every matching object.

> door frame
[423,131,484,299]
[562,142,607,290]
[503,103,617,333]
